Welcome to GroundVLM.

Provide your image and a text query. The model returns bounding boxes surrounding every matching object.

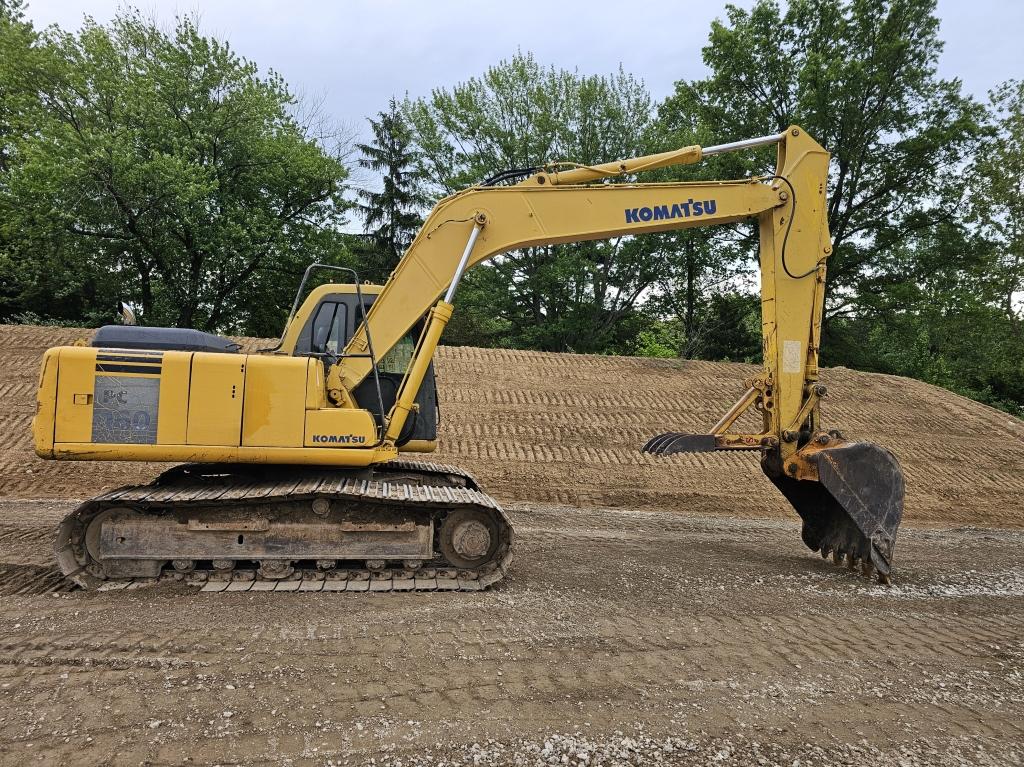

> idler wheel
[439,508,499,569]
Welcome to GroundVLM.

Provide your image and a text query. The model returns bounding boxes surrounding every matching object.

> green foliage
[629,323,682,359]
[650,81,765,359]
[825,217,1024,415]
[354,97,429,283]
[631,292,763,363]
[968,79,1024,324]
[695,293,763,363]
[0,10,351,332]
[663,0,983,310]
[0,0,34,176]
[405,52,661,352]
[838,306,1024,416]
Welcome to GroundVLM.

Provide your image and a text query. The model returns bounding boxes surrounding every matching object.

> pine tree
[355,98,428,281]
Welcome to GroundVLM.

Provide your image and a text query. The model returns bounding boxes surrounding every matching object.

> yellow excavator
[33,126,904,591]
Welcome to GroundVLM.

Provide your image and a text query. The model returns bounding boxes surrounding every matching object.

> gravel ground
[2,501,1022,766]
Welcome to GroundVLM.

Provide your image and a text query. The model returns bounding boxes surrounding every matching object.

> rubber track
[57,459,514,593]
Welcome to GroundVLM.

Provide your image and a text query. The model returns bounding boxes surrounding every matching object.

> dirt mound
[3,323,1023,527]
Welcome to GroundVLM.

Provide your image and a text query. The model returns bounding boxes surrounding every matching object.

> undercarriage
[55,459,514,592]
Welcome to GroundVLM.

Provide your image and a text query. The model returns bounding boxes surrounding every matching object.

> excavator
[32,125,904,591]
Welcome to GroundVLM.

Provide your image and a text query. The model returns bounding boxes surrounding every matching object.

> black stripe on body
[95,353,164,364]
[95,363,163,375]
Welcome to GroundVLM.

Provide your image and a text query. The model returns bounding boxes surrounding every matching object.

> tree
[354,97,428,282]
[0,0,77,324]
[969,79,1024,326]
[1,10,352,332]
[0,0,32,176]
[646,95,768,359]
[659,0,983,327]
[822,213,1024,413]
[404,52,661,352]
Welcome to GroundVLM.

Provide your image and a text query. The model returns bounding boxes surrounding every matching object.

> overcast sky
[21,0,1024,146]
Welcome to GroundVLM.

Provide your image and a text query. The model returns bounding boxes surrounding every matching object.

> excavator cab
[282,280,439,450]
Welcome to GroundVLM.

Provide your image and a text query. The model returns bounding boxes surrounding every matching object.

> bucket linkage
[645,406,905,583]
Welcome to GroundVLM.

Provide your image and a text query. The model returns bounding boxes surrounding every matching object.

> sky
[20,0,1024,147]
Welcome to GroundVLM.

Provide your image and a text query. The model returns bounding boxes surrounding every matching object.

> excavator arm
[330,126,904,580]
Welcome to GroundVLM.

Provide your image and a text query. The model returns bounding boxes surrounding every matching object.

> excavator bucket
[644,432,905,580]
[762,439,905,579]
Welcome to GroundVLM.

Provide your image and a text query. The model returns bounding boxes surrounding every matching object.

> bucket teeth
[763,437,904,583]
[642,432,717,455]
[817,543,894,584]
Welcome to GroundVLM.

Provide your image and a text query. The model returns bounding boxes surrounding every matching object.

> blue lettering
[624,200,718,224]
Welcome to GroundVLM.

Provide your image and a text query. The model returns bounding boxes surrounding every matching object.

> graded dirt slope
[3,323,1023,528]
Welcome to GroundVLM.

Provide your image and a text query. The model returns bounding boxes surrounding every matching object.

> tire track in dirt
[1,499,1022,765]
[2,598,1019,738]
[0,563,67,595]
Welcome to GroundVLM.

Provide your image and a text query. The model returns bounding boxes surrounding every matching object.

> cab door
[292,292,438,445]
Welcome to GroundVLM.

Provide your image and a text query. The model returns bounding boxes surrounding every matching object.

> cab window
[310,302,347,355]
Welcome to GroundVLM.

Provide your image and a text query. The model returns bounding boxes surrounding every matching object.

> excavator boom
[33,125,905,589]
[324,126,904,579]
